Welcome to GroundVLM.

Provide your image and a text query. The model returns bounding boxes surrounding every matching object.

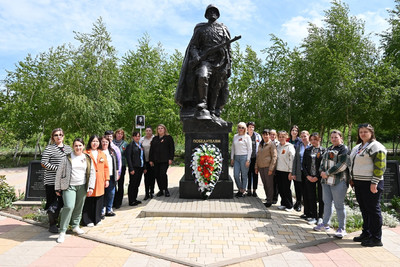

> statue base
[179,118,233,199]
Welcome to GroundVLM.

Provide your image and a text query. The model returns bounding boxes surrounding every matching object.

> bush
[331,200,400,232]
[0,175,17,209]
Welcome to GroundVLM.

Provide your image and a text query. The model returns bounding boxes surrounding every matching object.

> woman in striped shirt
[41,128,72,233]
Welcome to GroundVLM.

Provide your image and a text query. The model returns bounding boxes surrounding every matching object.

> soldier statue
[175,4,240,126]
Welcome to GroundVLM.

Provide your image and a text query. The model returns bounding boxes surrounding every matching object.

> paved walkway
[1,167,400,266]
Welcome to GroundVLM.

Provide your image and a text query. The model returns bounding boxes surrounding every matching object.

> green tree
[296,0,382,144]
[226,44,264,127]
[2,45,71,158]
[59,17,120,136]
[117,34,182,138]
[380,0,400,152]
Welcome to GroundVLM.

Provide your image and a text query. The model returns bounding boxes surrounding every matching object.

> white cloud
[281,15,324,46]
[357,10,390,42]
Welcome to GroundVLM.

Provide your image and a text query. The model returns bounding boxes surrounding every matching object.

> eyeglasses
[53,134,64,137]
[238,127,245,129]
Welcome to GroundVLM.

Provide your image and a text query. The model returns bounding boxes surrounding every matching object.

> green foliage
[344,189,357,209]
[0,175,17,209]
[391,195,400,210]
[2,0,400,156]
[332,190,400,232]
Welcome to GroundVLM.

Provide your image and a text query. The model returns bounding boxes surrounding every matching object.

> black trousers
[247,157,258,191]
[273,172,279,201]
[354,180,384,240]
[276,170,293,208]
[304,177,324,219]
[128,167,144,203]
[294,179,303,205]
[82,195,104,226]
[45,184,63,226]
[154,162,169,191]
[144,162,155,195]
[114,165,126,208]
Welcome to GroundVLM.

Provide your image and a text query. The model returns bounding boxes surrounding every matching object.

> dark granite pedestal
[179,119,234,199]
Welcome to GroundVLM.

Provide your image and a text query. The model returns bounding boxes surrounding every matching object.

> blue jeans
[234,155,249,190]
[104,177,116,213]
[322,180,347,229]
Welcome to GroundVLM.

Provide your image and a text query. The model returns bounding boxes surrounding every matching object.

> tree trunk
[347,122,353,148]
[319,125,325,146]
[393,136,395,156]
[34,131,43,160]
[35,122,46,159]
[13,141,20,162]
[325,127,330,147]
[17,142,25,166]
[342,125,347,139]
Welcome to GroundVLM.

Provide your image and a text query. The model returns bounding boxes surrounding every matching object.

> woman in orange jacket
[81,135,110,227]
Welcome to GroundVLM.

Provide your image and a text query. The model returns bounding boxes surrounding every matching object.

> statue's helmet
[204,4,220,19]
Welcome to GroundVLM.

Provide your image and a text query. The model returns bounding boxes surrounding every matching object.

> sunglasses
[53,134,64,137]
[358,123,372,129]
[238,127,245,129]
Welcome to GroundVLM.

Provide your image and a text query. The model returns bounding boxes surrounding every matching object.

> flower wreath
[191,143,223,199]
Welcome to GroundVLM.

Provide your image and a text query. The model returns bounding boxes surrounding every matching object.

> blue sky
[0,0,396,83]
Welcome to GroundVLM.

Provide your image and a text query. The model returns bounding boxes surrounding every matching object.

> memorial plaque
[383,160,400,201]
[25,160,46,201]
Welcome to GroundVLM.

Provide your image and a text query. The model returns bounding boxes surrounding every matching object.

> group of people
[41,124,175,243]
[41,122,386,247]
[231,122,387,247]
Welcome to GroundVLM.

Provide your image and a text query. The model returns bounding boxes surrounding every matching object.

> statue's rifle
[190,35,241,68]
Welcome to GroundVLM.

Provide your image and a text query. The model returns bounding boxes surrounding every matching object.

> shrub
[0,175,17,209]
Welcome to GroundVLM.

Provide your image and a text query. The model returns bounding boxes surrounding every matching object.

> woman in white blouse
[231,122,252,197]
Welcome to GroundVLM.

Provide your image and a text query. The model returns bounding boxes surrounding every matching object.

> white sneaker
[86,223,94,227]
[72,226,85,235]
[285,207,294,212]
[307,218,317,225]
[96,221,102,225]
[57,232,66,243]
[313,223,330,232]
[277,205,286,210]
[335,228,347,238]
[317,218,323,225]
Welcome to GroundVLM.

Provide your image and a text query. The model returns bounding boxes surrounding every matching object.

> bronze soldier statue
[175,4,240,125]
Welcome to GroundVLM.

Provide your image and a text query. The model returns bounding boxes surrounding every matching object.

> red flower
[198,166,202,172]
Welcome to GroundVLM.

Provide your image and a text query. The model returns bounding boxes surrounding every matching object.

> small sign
[383,160,400,201]
[25,160,46,201]
[136,115,145,129]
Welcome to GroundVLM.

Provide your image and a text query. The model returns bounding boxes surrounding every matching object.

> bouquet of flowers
[191,143,223,199]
